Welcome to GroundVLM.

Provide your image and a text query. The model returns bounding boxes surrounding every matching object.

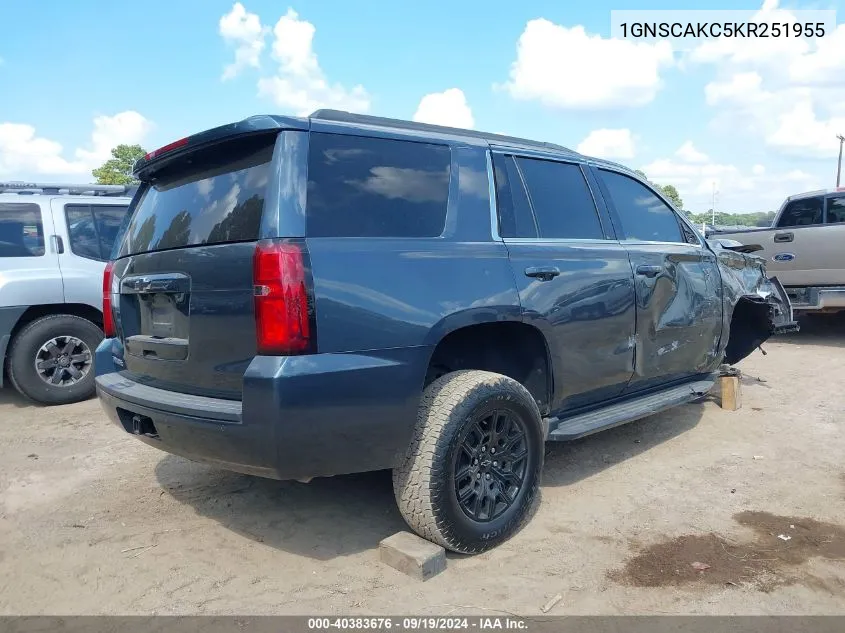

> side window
[66,205,130,260]
[513,157,604,240]
[92,205,129,258]
[492,154,537,238]
[66,205,101,260]
[307,133,451,238]
[598,170,683,243]
[0,202,45,257]
[777,197,823,227]
[825,196,845,224]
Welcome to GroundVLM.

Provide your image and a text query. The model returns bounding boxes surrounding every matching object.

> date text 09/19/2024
[307,617,528,630]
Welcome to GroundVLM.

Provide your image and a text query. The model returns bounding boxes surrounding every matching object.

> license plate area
[120,273,191,360]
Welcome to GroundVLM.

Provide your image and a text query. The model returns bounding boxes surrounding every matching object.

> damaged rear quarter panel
[713,243,796,365]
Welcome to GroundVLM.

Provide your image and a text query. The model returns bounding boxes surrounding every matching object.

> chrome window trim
[503,237,622,246]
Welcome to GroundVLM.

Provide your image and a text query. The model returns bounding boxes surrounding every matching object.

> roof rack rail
[309,109,577,154]
[0,181,136,197]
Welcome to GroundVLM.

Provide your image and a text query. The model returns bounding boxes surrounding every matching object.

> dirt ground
[1,316,844,616]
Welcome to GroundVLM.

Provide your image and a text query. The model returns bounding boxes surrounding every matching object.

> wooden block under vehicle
[379,531,446,581]
[720,375,742,411]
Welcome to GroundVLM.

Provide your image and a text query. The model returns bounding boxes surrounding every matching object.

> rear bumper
[94,339,428,480]
[786,286,845,312]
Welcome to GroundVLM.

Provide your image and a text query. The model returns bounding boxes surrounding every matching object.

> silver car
[0,182,133,404]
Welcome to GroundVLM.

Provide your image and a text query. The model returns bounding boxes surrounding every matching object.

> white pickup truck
[712,188,845,314]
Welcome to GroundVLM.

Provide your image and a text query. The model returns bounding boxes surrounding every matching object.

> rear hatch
[110,132,278,399]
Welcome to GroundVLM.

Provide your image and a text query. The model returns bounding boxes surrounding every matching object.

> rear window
[306,132,451,238]
[0,203,45,257]
[119,135,275,256]
[514,157,604,240]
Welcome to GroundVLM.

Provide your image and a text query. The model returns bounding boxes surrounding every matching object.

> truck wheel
[393,370,544,554]
[7,315,103,406]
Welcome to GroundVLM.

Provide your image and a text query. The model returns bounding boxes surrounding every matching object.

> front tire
[7,314,102,405]
[393,370,544,554]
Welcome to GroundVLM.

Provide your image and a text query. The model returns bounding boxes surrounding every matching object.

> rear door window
[120,134,275,256]
[492,154,538,239]
[66,204,129,260]
[0,202,45,257]
[307,133,451,238]
[777,197,823,227]
[598,170,683,243]
[825,196,845,224]
[514,157,604,240]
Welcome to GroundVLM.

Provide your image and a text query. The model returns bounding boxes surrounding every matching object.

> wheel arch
[423,314,554,415]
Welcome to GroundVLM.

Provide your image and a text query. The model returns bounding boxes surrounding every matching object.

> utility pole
[837,134,844,188]
[711,182,717,226]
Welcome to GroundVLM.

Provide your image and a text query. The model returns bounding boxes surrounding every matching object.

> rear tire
[7,315,103,406]
[393,370,544,554]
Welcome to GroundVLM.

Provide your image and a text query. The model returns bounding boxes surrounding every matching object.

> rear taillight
[253,240,315,355]
[144,137,189,161]
[102,261,115,338]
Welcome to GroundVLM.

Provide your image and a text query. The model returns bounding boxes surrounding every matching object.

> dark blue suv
[95,110,794,553]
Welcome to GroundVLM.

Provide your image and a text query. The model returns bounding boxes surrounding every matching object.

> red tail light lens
[144,137,189,161]
[102,261,115,337]
[253,240,314,355]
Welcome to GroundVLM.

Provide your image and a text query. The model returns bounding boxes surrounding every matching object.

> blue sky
[1,0,844,213]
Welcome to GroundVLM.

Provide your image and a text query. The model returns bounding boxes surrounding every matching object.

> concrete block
[379,531,446,581]
[720,375,742,411]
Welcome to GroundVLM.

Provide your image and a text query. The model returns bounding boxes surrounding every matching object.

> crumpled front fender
[712,244,799,365]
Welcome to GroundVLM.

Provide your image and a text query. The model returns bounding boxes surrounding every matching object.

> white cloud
[74,111,153,166]
[576,129,635,159]
[766,101,845,158]
[256,8,370,115]
[413,89,474,129]
[0,111,152,179]
[690,0,810,68]
[675,141,708,163]
[788,24,845,87]
[705,72,768,106]
[640,156,822,213]
[704,72,844,158]
[219,2,267,80]
[694,1,845,159]
[499,18,674,109]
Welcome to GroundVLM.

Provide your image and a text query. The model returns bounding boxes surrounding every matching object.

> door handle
[524,266,560,281]
[774,232,794,243]
[636,264,663,278]
[51,235,64,254]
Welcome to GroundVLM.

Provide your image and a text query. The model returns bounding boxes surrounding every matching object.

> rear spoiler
[132,114,308,180]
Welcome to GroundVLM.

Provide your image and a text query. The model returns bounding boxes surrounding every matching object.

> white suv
[0,182,133,404]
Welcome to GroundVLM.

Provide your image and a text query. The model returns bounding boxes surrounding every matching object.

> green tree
[92,144,147,185]
[635,170,685,213]
[657,184,684,211]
